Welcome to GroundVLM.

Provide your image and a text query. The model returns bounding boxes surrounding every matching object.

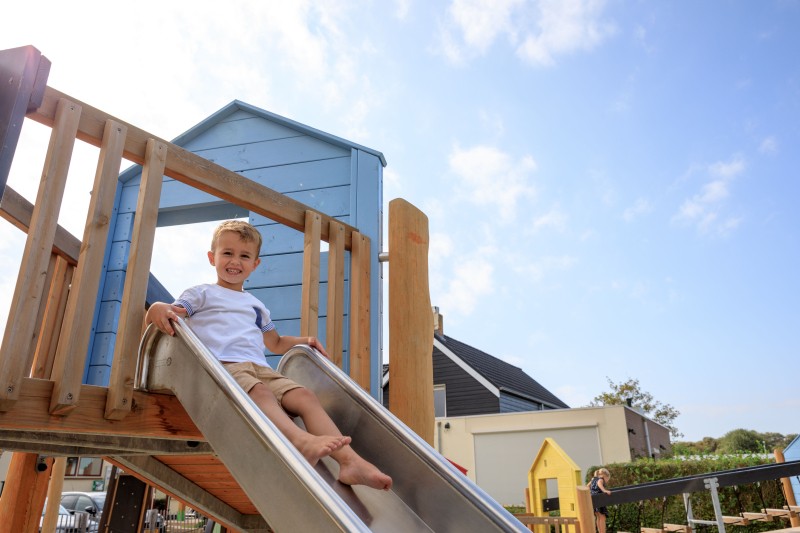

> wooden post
[41,456,67,532]
[0,453,53,531]
[388,198,434,445]
[524,487,535,531]
[775,448,800,527]
[0,45,51,196]
[577,485,596,533]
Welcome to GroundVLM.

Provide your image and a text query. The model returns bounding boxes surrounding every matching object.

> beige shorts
[222,361,302,401]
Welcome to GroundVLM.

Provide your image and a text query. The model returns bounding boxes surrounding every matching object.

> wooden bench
[741,511,772,522]
[640,524,692,533]
[721,515,750,526]
[663,523,692,533]
[763,507,798,520]
[513,514,581,533]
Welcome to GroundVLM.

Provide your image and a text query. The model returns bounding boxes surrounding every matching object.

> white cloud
[447,0,523,52]
[516,0,616,66]
[448,144,537,222]
[435,249,495,316]
[758,136,778,155]
[672,155,745,235]
[708,155,746,179]
[514,254,577,282]
[394,0,412,19]
[439,0,614,66]
[622,197,652,222]
[529,205,568,233]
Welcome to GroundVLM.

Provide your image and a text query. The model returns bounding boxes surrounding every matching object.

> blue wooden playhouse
[90,99,386,393]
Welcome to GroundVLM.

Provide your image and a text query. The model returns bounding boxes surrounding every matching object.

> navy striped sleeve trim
[174,299,193,316]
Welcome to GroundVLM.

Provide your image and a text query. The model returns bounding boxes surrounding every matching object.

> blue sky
[2,0,798,442]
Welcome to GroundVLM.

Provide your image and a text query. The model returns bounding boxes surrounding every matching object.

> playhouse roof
[119,99,386,182]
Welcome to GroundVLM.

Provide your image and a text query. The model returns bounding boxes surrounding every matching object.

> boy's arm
[145,302,187,336]
[263,329,329,357]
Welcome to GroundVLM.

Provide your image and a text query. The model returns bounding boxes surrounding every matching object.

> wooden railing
[0,83,372,422]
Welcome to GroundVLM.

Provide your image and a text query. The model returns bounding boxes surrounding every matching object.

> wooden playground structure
[0,45,436,531]
[2,44,799,533]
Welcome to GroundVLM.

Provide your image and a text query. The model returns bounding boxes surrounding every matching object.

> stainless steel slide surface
[138,318,527,532]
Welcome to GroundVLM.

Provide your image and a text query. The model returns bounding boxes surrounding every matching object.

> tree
[716,428,763,453]
[588,377,682,438]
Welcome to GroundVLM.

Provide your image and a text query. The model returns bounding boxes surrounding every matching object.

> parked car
[60,491,105,530]
[60,489,164,533]
[40,502,96,533]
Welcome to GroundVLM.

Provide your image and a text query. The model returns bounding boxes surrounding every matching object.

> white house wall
[474,425,601,507]
[435,405,635,506]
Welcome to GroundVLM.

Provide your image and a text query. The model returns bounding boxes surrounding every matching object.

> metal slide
[137,318,527,532]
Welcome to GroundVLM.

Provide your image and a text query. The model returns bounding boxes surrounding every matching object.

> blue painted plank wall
[87,102,385,395]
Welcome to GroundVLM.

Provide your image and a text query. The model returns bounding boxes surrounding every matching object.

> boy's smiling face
[208,230,261,291]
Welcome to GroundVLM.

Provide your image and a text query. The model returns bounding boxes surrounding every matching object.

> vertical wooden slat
[27,252,58,371]
[49,119,127,415]
[0,98,80,412]
[106,139,166,420]
[388,198,434,444]
[300,210,321,338]
[31,255,73,379]
[326,220,346,366]
[349,231,371,390]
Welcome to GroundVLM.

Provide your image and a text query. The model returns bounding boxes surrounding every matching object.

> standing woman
[589,468,612,533]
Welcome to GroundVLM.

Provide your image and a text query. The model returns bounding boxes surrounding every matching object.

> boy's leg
[281,387,392,490]
[247,383,348,464]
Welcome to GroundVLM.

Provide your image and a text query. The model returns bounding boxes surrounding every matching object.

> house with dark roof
[380,308,672,507]
[382,308,568,417]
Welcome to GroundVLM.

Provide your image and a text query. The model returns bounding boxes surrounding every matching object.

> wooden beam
[0,429,212,456]
[28,86,359,249]
[0,98,80,411]
[106,139,166,420]
[0,377,202,440]
[0,184,80,263]
[49,119,127,415]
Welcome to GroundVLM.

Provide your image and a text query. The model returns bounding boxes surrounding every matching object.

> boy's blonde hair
[211,220,263,253]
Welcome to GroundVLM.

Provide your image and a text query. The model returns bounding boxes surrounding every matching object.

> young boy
[145,220,392,491]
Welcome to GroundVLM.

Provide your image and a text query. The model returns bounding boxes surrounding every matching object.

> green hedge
[586,457,790,533]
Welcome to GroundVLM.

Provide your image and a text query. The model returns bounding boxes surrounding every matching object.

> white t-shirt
[174,283,276,367]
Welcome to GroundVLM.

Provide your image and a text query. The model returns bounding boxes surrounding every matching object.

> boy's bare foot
[337,453,393,490]
[295,434,351,465]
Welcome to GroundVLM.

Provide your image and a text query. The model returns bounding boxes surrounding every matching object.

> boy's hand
[145,302,186,336]
[307,336,329,358]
